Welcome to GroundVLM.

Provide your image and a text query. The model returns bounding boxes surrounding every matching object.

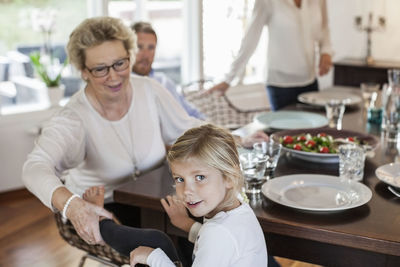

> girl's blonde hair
[167,124,244,213]
[66,16,136,71]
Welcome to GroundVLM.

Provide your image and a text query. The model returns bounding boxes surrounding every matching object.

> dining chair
[54,212,130,267]
[0,56,10,81]
[181,80,270,130]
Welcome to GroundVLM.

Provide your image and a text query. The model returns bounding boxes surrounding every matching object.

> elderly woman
[22,16,268,249]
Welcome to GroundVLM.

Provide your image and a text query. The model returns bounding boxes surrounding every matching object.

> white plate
[254,111,328,130]
[375,163,400,189]
[262,174,372,211]
[298,89,362,107]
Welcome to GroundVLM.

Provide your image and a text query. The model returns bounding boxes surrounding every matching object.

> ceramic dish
[375,163,400,189]
[254,111,328,131]
[298,90,362,107]
[262,174,372,211]
[271,127,379,163]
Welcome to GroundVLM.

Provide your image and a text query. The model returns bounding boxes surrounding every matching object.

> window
[0,0,86,55]
[202,0,267,84]
[0,0,86,112]
[108,0,183,83]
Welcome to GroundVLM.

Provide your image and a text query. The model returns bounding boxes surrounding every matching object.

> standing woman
[208,0,333,111]
[22,16,268,250]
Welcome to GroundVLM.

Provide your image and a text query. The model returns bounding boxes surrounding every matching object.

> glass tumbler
[338,144,365,182]
[325,100,345,130]
[253,140,282,179]
[239,152,269,195]
[382,69,400,141]
[360,82,380,109]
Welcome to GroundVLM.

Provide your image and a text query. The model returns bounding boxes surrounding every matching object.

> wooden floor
[0,189,320,267]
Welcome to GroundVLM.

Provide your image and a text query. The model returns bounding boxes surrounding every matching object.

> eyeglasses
[85,57,130,78]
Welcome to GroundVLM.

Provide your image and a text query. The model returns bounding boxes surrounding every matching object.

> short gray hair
[67,16,136,71]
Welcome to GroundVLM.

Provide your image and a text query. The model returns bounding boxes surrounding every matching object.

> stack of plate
[297,89,362,107]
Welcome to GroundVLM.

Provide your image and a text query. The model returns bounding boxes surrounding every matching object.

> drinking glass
[325,100,345,130]
[239,152,269,195]
[253,140,282,179]
[338,144,365,182]
[360,82,380,109]
[382,69,400,142]
[367,107,382,125]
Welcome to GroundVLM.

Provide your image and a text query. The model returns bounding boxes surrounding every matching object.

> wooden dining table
[114,98,400,267]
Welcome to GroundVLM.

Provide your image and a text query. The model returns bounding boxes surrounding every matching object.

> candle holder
[354,12,386,65]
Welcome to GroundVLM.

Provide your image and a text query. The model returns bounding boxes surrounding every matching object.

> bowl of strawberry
[272,128,378,163]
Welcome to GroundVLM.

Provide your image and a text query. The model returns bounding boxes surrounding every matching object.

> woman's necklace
[92,87,140,180]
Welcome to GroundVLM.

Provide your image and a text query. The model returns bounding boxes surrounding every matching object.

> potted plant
[28,7,67,106]
[29,52,66,87]
[30,52,67,106]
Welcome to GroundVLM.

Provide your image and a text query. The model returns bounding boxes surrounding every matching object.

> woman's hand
[66,197,113,245]
[161,195,195,233]
[319,53,332,76]
[206,82,230,96]
[240,130,269,148]
[130,246,154,266]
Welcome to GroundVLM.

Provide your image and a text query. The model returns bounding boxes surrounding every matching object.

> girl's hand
[161,195,195,232]
[130,246,154,266]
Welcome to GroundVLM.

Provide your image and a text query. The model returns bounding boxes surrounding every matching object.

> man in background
[131,22,204,119]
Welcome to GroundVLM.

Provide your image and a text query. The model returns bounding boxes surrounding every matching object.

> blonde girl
[130,124,268,266]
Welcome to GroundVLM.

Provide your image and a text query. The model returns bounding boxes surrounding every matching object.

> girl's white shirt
[225,0,333,87]
[22,75,201,209]
[147,203,268,267]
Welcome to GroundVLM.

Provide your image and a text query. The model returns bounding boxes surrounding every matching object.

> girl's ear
[223,176,234,189]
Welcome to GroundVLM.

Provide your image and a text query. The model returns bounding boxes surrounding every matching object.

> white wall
[329,0,400,61]
[0,109,55,192]
[320,0,400,89]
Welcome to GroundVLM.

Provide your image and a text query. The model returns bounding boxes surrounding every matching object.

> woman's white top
[147,203,268,267]
[225,0,333,87]
[22,75,201,209]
